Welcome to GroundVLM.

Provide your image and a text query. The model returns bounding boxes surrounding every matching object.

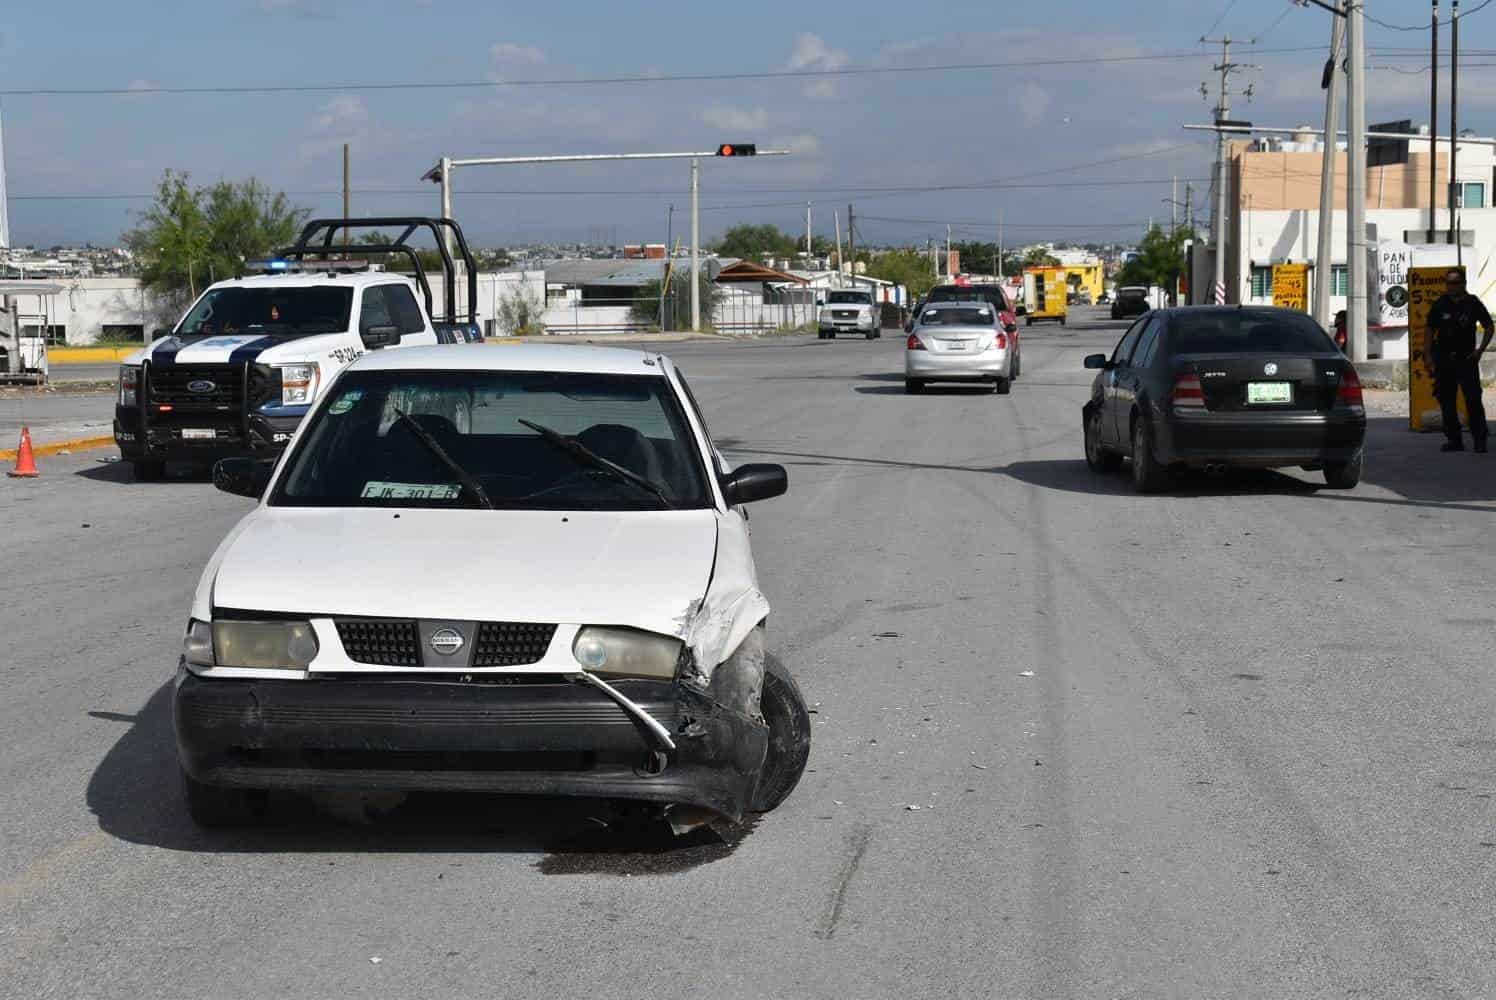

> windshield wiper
[393,409,493,510]
[517,418,675,509]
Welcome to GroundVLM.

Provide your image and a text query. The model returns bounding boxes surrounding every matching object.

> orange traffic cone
[8,427,39,478]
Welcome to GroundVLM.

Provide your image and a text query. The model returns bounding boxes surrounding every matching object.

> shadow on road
[86,682,753,871]
[75,460,214,486]
[1003,460,1322,498]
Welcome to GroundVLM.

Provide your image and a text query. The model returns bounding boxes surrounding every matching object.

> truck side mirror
[1015,305,1027,316]
[361,324,401,350]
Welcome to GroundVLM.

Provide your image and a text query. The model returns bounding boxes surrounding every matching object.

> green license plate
[1246,382,1292,404]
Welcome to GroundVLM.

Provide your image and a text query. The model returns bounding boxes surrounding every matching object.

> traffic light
[716,143,757,157]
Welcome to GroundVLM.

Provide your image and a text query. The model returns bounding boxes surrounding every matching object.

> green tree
[496,284,546,336]
[865,248,937,299]
[124,171,307,304]
[1023,246,1061,267]
[1116,225,1196,297]
[714,224,797,262]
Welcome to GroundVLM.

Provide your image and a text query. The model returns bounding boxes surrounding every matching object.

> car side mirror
[361,324,401,350]
[1084,353,1109,370]
[815,297,825,307]
[903,319,914,333]
[1015,305,1027,316]
[213,457,274,499]
[721,463,787,505]
[152,328,170,340]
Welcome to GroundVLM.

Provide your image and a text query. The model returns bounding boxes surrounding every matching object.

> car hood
[209,507,720,635]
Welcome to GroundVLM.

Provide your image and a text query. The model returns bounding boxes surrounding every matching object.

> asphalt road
[4,308,1496,998]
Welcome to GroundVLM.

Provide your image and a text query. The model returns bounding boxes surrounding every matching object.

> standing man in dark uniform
[1427,269,1492,453]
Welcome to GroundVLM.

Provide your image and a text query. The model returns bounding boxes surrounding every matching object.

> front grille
[336,618,422,667]
[473,622,557,667]
[833,309,857,319]
[147,363,243,407]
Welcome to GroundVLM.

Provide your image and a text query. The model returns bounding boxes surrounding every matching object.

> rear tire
[994,377,1012,395]
[865,330,876,340]
[905,379,924,395]
[749,654,811,813]
[1085,408,1122,473]
[1323,448,1364,489]
[181,769,266,827]
[132,459,165,482]
[1130,418,1168,494]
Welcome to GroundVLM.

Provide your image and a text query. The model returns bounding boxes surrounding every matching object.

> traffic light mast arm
[423,149,789,175]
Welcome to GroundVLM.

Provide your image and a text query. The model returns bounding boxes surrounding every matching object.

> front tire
[905,378,924,394]
[1130,417,1168,493]
[749,654,811,813]
[182,769,267,827]
[132,459,165,482]
[1324,448,1364,489]
[994,377,1012,395]
[1085,408,1123,473]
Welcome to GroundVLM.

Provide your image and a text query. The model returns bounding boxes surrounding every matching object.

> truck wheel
[749,654,811,813]
[865,330,876,340]
[132,460,166,482]
[905,379,924,394]
[181,769,267,827]
[993,377,1012,395]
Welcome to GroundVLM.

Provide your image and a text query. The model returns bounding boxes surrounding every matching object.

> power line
[0,46,1329,98]
[1366,0,1493,30]
[1202,0,1244,40]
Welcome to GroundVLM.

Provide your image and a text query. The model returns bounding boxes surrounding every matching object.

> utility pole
[690,157,700,332]
[834,211,844,286]
[1204,36,1250,305]
[806,202,813,260]
[1450,0,1462,261]
[1171,176,1179,235]
[997,209,1004,279]
[847,204,856,281]
[946,224,952,279]
[1346,0,1369,361]
[1185,183,1193,232]
[1430,0,1439,242]
[1314,2,1345,328]
[342,143,350,249]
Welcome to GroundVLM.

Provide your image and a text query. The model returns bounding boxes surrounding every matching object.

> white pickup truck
[817,288,882,339]
[114,216,483,481]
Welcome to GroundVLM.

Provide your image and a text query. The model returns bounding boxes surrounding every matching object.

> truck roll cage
[282,217,478,326]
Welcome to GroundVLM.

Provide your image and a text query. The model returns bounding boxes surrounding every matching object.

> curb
[48,347,138,364]
[0,435,115,462]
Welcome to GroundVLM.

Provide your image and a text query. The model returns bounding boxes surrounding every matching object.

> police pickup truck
[114,217,483,481]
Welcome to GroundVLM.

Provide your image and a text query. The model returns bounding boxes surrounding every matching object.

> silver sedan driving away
[904,302,1020,394]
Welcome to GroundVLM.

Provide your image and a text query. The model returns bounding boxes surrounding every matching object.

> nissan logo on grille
[187,380,218,394]
[430,628,465,656]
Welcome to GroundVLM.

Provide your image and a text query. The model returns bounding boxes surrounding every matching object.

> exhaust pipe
[1203,463,1227,475]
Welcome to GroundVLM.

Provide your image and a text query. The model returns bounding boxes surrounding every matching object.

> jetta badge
[430,628,465,656]
[187,379,217,394]
[1263,362,1279,376]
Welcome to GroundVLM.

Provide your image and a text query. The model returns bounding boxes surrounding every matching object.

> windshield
[177,286,354,338]
[826,292,872,305]
[273,370,710,510]
[1169,310,1337,355]
[1118,288,1148,300]
[928,287,1001,306]
[918,306,995,327]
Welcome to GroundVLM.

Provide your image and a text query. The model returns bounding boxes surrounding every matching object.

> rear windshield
[827,291,872,304]
[919,306,994,326]
[1169,310,1336,355]
[929,287,1004,307]
[1117,289,1148,300]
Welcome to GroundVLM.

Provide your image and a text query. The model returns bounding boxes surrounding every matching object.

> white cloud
[1018,83,1052,127]
[770,134,821,157]
[315,95,367,131]
[696,104,772,131]
[490,42,546,67]
[786,32,849,99]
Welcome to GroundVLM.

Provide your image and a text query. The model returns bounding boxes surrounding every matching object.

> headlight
[276,363,320,405]
[183,619,214,667]
[119,365,140,407]
[572,627,682,679]
[204,619,319,669]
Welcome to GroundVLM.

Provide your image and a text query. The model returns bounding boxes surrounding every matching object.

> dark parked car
[1081,306,1367,492]
[1110,286,1150,320]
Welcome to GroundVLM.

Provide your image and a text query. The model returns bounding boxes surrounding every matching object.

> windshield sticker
[328,390,362,415]
[360,481,460,500]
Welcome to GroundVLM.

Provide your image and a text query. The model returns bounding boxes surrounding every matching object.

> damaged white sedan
[174,344,809,827]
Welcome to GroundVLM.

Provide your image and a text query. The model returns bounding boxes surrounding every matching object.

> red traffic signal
[716,143,757,157]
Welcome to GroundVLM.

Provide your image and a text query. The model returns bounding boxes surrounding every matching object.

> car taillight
[1172,373,1205,414]
[906,333,926,351]
[993,332,1008,350]
[1336,367,1364,413]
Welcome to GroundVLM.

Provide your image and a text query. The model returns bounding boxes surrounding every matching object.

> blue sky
[2,0,1492,248]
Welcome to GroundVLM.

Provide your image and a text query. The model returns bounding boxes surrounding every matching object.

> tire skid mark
[816,823,872,940]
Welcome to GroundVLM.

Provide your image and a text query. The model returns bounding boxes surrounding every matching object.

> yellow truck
[1022,266,1069,326]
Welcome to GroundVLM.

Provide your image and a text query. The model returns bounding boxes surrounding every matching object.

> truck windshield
[827,292,871,304]
[273,370,711,511]
[177,286,354,338]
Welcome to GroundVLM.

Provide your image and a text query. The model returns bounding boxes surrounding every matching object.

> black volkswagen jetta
[1082,306,1367,493]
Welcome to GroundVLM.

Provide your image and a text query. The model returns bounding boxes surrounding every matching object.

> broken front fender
[677,510,771,692]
